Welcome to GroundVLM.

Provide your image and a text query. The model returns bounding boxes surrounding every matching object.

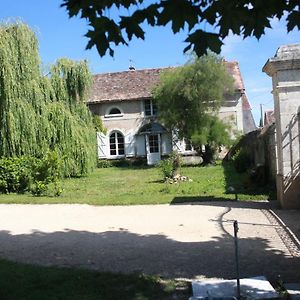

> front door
[146,134,161,165]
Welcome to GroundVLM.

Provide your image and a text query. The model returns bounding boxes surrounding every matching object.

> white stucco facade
[90,94,244,165]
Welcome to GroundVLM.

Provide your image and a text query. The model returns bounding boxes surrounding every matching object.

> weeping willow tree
[0,22,97,176]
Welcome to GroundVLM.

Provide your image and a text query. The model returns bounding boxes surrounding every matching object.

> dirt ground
[0,201,299,282]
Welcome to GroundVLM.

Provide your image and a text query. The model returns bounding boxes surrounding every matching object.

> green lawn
[0,162,272,204]
[0,259,189,300]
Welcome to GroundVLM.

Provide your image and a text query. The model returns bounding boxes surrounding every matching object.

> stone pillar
[263,44,300,209]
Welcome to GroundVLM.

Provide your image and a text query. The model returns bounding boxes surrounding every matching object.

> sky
[0,0,299,125]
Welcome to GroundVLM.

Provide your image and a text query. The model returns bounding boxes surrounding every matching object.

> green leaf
[287,10,300,31]
[158,0,199,33]
[120,16,145,40]
[184,30,223,56]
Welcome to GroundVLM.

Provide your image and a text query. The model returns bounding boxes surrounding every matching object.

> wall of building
[90,92,245,160]
[218,93,244,134]
[263,44,300,208]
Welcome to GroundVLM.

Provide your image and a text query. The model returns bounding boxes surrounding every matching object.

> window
[144,99,157,116]
[149,134,159,153]
[109,107,121,115]
[109,132,125,156]
[105,107,123,118]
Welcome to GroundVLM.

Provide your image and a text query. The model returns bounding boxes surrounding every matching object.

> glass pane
[110,132,116,155]
[145,100,151,116]
[110,133,116,142]
[109,108,121,115]
[149,134,159,153]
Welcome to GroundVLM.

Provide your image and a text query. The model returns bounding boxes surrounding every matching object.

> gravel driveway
[0,201,299,282]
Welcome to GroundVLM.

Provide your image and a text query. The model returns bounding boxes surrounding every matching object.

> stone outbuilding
[263,44,300,208]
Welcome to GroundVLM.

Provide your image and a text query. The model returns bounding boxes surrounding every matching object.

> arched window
[109,131,125,156]
[109,107,121,115]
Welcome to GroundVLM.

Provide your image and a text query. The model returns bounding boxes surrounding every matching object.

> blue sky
[1,0,299,125]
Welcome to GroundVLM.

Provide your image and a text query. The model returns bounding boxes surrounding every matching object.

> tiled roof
[88,61,245,103]
[264,110,275,126]
[242,94,251,110]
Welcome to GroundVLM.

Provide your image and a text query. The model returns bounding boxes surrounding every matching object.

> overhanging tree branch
[61,0,299,57]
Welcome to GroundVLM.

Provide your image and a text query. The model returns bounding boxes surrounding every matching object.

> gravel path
[0,201,299,281]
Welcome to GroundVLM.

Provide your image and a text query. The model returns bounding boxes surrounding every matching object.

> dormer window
[105,106,123,118]
[109,108,121,115]
[144,99,157,116]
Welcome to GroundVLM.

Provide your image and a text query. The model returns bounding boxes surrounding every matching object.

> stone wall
[263,44,300,209]
[225,125,277,185]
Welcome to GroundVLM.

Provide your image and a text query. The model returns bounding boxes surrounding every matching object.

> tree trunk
[201,144,216,165]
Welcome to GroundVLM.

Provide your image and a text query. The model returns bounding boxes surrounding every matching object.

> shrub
[158,152,183,179]
[232,148,252,173]
[0,157,33,193]
[0,151,62,196]
[97,160,113,168]
[31,151,62,196]
[97,158,147,168]
[158,158,174,179]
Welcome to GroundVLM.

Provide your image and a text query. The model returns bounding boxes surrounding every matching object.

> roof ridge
[93,66,175,76]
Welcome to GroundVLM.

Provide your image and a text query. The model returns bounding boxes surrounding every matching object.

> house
[87,62,256,165]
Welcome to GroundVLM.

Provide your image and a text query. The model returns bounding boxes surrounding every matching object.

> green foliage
[154,54,233,139]
[93,115,107,133]
[0,152,62,196]
[154,54,233,164]
[0,157,32,193]
[97,158,147,168]
[97,159,113,168]
[31,151,62,196]
[232,149,252,173]
[0,22,96,177]
[0,164,271,204]
[158,159,174,179]
[158,152,182,179]
[61,0,299,57]
[191,116,232,147]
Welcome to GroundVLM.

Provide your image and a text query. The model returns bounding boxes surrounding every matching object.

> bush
[0,157,33,193]
[31,151,62,196]
[158,152,183,179]
[158,158,174,179]
[97,158,147,168]
[0,151,62,196]
[232,148,252,173]
[97,159,113,168]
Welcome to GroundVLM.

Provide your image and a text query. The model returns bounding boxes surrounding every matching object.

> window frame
[109,131,125,156]
[105,106,124,118]
[144,99,157,117]
[148,134,159,153]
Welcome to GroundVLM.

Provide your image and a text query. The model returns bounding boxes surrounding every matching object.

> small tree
[153,54,234,164]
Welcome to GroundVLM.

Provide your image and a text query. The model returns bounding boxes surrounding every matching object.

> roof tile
[89,62,245,103]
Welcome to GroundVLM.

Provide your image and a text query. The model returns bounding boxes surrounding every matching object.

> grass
[0,259,189,300]
[0,162,272,205]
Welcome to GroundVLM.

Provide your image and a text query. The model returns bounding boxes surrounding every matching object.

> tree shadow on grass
[222,161,277,201]
[0,258,188,300]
